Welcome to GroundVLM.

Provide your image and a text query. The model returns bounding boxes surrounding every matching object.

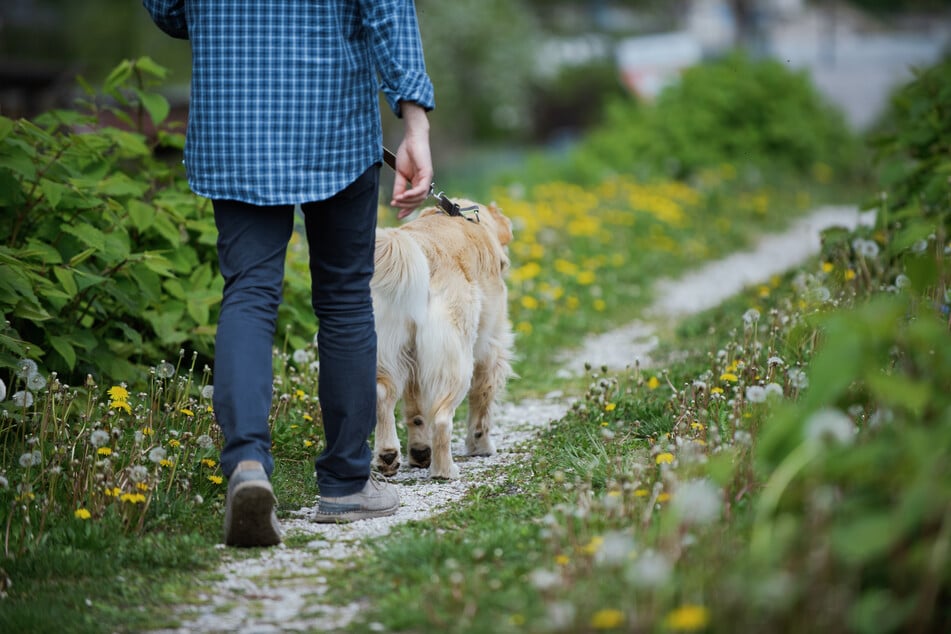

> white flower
[148,447,167,464]
[0,475,8,488]
[196,434,215,450]
[15,358,38,379]
[90,429,111,448]
[672,478,722,525]
[742,308,760,327]
[692,380,707,391]
[194,494,204,505]
[767,356,784,367]
[787,367,809,390]
[895,274,911,289]
[18,452,38,468]
[11,390,33,408]
[155,361,176,379]
[745,385,767,403]
[805,408,855,446]
[595,531,636,566]
[292,349,310,365]
[0,378,6,402]
[26,373,47,392]
[626,550,672,588]
[200,385,214,400]
[809,286,831,303]
[309,361,320,373]
[852,238,880,259]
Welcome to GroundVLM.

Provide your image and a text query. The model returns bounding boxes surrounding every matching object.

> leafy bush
[569,52,860,181]
[0,58,220,383]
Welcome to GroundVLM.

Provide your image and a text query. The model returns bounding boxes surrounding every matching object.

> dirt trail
[155,204,869,633]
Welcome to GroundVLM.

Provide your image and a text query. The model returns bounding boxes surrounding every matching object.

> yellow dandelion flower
[107,385,129,402]
[604,402,616,412]
[104,487,121,497]
[201,458,217,468]
[159,459,174,468]
[657,492,671,503]
[582,536,604,555]
[110,400,131,414]
[295,389,306,399]
[120,493,147,504]
[664,604,710,631]
[593,299,606,312]
[821,261,834,273]
[690,422,704,430]
[591,609,625,629]
[555,554,570,566]
[141,427,154,436]
[516,321,533,335]
[169,439,181,448]
[758,285,771,298]
[304,439,314,448]
[74,508,92,520]
[845,269,856,281]
[656,452,674,465]
[634,488,649,497]
[719,372,738,382]
[710,387,724,395]
[290,424,299,429]
[520,295,539,310]
[179,408,195,417]
[136,482,149,491]
[302,413,314,422]
[508,614,525,626]
[208,475,223,485]
[647,376,660,390]
[97,447,112,456]
[566,296,580,310]
[554,258,578,276]
[576,270,597,285]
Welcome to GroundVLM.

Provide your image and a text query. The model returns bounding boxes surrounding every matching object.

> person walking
[142,0,435,547]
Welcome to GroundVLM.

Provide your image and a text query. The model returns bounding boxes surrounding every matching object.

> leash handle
[382,146,477,222]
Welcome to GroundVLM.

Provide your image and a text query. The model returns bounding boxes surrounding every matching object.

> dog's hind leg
[372,376,402,476]
[429,408,460,480]
[465,351,511,456]
[403,383,432,470]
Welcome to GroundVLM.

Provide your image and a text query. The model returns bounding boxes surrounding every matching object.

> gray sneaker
[224,460,282,547]
[313,477,400,523]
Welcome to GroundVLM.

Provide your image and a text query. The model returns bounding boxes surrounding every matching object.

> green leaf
[134,89,170,127]
[864,372,931,416]
[103,60,133,96]
[53,266,79,297]
[69,247,97,267]
[39,178,68,210]
[127,199,155,231]
[25,239,64,264]
[0,116,13,142]
[830,513,897,565]
[13,299,52,321]
[61,223,106,252]
[134,56,170,80]
[48,335,77,369]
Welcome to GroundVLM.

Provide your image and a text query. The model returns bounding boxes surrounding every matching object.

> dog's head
[439,198,512,248]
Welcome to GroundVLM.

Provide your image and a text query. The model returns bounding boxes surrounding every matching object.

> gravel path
[157,204,870,633]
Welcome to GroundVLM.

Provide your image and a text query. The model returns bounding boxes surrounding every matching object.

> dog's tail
[371,228,429,326]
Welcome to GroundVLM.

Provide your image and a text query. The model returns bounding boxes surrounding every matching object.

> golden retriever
[371,200,514,479]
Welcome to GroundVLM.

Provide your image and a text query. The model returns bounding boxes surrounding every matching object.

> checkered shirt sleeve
[142,0,435,205]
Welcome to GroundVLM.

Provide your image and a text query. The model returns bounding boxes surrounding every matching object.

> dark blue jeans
[212,166,379,497]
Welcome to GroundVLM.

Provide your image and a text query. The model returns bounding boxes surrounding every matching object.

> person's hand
[391,102,433,219]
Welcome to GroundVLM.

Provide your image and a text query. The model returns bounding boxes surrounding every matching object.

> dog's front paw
[429,462,460,480]
[373,449,402,476]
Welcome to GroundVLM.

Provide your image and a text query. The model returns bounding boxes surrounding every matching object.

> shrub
[569,52,860,181]
[0,58,218,383]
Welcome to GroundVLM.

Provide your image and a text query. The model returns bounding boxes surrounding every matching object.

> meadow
[1,55,949,632]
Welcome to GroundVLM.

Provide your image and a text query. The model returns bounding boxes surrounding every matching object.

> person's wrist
[400,101,430,136]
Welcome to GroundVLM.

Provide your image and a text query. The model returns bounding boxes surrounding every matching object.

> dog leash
[382,147,479,223]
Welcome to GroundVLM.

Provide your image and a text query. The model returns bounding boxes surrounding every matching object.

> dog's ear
[487,202,513,246]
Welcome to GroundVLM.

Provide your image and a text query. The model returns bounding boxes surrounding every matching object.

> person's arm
[358,0,436,215]
[390,102,433,216]
[142,0,189,39]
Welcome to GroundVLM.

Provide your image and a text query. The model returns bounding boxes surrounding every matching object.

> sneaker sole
[312,503,399,524]
[225,480,281,547]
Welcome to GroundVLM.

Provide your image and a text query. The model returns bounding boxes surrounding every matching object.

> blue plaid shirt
[142,0,435,205]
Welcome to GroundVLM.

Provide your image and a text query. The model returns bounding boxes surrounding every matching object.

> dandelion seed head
[764,383,784,399]
[292,349,310,364]
[90,429,110,448]
[26,373,47,392]
[0,378,6,402]
[895,274,911,289]
[595,531,635,566]
[155,361,176,379]
[911,239,928,254]
[672,478,722,525]
[627,549,672,588]
[200,385,214,400]
[130,465,149,483]
[787,367,809,390]
[18,452,37,468]
[868,408,894,428]
[16,359,38,379]
[196,434,215,450]
[745,385,767,403]
[852,238,880,258]
[11,390,33,408]
[148,447,167,464]
[528,568,561,591]
[0,475,8,488]
[742,308,760,326]
[545,602,576,631]
[805,408,855,446]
